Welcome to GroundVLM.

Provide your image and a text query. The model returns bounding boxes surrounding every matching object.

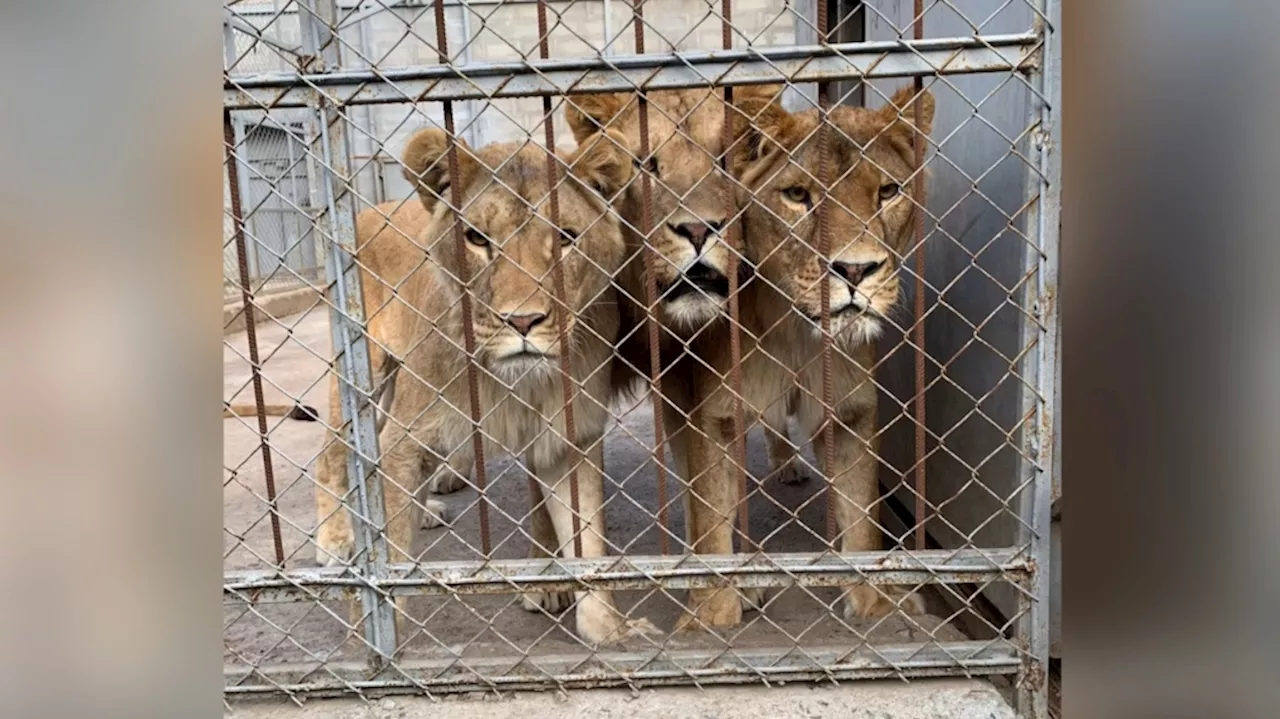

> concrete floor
[223,305,969,678]
[227,680,1016,718]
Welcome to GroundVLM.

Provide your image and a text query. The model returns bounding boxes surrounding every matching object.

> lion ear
[401,128,478,212]
[564,93,630,145]
[728,85,796,174]
[878,85,935,154]
[568,129,634,201]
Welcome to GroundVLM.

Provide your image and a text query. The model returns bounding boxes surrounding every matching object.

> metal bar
[305,0,398,667]
[224,34,1040,107]
[601,0,613,55]
[911,0,928,554]
[225,547,1030,598]
[719,0,751,555]
[225,641,1022,697]
[633,4,670,556]
[223,11,304,59]
[224,112,286,569]
[457,0,482,148]
[816,0,836,546]
[433,0,493,559]
[536,0,584,560]
[223,32,264,282]
[228,0,588,17]
[1016,1,1060,716]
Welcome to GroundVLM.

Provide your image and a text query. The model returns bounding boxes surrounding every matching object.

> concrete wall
[862,0,1038,624]
[226,0,799,292]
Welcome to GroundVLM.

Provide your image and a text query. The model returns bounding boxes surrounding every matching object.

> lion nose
[830,260,883,287]
[671,221,724,253]
[505,312,547,336]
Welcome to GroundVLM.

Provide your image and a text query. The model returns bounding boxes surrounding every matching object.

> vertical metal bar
[225,112,286,569]
[433,0,493,557]
[910,0,928,554]
[223,28,262,284]
[357,2,384,202]
[816,0,836,547]
[633,2,670,556]
[457,0,482,148]
[719,0,752,555]
[285,131,308,272]
[536,0,584,560]
[602,0,613,55]
[230,118,262,283]
[307,0,398,667]
[1016,1,1059,715]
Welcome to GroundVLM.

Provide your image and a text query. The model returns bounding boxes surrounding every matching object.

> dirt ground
[223,305,963,677]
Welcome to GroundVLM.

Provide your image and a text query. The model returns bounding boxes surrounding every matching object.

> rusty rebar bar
[434,1,492,557]
[632,3,671,556]
[912,0,928,552]
[224,111,286,568]
[537,0,583,560]
[816,0,836,547]
[719,0,752,554]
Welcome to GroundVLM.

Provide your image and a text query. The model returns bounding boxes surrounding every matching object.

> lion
[319,125,656,646]
[563,87,807,618]
[224,403,319,421]
[312,197,472,566]
[669,85,935,632]
[565,90,805,480]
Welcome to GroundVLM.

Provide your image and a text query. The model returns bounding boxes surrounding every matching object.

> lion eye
[464,228,489,248]
[645,156,659,175]
[559,228,579,247]
[878,183,901,202]
[782,186,811,206]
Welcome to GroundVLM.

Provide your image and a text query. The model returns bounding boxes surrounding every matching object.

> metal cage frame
[222,1,1059,715]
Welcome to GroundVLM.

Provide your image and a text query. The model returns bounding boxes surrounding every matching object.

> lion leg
[416,450,471,529]
[538,441,659,645]
[426,449,471,495]
[317,343,401,565]
[829,409,925,621]
[763,390,808,486]
[315,368,355,566]
[520,472,572,614]
[674,411,747,633]
[667,405,764,616]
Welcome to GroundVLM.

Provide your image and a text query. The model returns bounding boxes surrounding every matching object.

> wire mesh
[222,0,1057,713]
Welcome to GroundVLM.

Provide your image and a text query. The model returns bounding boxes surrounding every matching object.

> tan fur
[321,126,656,647]
[565,87,803,617]
[313,198,468,566]
[672,85,936,631]
[224,403,319,421]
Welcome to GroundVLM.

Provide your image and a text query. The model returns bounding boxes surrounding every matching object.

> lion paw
[739,586,768,612]
[427,467,467,495]
[771,457,810,485]
[521,590,573,615]
[315,515,354,566]
[842,584,926,621]
[576,598,662,645]
[593,617,661,644]
[418,499,449,529]
[674,588,743,633]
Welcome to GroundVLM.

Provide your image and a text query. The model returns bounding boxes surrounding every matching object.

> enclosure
[222,0,1059,715]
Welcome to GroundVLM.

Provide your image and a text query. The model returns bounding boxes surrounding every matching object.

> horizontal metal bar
[224,33,1040,108]
[223,12,302,58]
[224,548,1030,602]
[229,0,553,17]
[225,640,1021,697]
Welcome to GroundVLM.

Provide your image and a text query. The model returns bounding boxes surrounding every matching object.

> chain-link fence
[223,0,1058,715]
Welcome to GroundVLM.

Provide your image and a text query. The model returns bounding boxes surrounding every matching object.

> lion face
[567,89,771,332]
[401,129,632,383]
[733,86,934,347]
